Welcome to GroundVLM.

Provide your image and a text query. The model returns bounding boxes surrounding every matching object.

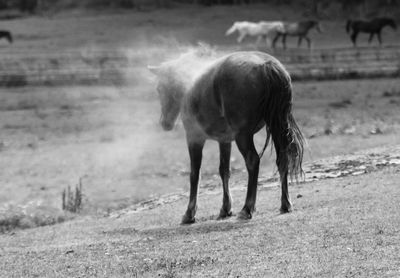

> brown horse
[272,20,322,49]
[149,50,304,224]
[346,17,397,46]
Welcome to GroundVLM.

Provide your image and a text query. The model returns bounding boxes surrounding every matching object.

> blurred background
[0,0,399,231]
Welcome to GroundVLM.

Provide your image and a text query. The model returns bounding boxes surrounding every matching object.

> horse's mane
[158,45,219,91]
[226,21,254,32]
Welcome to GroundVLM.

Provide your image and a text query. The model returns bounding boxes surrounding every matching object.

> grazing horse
[226,21,285,48]
[0,30,13,44]
[272,20,322,49]
[346,17,397,46]
[148,50,304,224]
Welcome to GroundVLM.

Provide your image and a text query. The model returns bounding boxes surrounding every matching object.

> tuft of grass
[62,179,83,213]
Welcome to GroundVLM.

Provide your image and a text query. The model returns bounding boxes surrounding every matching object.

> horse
[225,21,285,48]
[346,17,397,46]
[272,20,322,49]
[148,50,304,224]
[0,30,13,44]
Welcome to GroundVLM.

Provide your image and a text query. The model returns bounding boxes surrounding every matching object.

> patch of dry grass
[1,168,399,277]
[0,202,73,233]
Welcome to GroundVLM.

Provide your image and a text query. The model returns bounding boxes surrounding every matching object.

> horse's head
[148,65,184,131]
[311,20,323,33]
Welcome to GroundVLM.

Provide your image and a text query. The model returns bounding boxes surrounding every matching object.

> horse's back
[183,52,289,140]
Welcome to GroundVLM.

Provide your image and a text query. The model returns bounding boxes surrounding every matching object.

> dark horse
[272,20,322,49]
[346,17,397,46]
[149,50,304,224]
[0,31,13,44]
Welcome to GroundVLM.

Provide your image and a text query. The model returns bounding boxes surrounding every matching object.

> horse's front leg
[237,32,246,43]
[218,142,233,219]
[235,133,260,220]
[351,31,358,46]
[182,139,205,224]
[272,33,280,48]
[377,31,382,45]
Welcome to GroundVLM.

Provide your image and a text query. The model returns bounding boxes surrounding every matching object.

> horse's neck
[382,20,392,28]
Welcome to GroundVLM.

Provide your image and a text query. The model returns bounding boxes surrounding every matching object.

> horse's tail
[259,60,305,181]
[346,20,352,34]
[225,23,237,36]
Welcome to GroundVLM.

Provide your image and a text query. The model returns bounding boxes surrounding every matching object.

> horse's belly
[203,119,236,142]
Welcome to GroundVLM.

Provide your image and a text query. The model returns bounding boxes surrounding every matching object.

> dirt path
[0,146,399,277]
[109,145,400,219]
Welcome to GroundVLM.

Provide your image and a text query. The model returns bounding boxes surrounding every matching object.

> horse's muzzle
[160,120,174,131]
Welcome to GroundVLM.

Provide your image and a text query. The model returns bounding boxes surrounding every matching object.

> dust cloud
[68,42,228,210]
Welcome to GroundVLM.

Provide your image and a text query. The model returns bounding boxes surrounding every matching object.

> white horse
[225,21,285,47]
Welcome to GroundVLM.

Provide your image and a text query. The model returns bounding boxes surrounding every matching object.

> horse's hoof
[280,206,293,214]
[237,209,252,220]
[181,214,195,225]
[217,208,232,220]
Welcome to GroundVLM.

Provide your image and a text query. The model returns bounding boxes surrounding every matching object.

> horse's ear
[147,65,162,76]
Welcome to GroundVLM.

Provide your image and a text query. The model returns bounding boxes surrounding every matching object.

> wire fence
[0,45,399,86]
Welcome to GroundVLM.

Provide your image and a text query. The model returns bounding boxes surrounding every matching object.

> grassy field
[1,78,399,218]
[1,3,400,53]
[1,165,399,277]
[0,4,400,276]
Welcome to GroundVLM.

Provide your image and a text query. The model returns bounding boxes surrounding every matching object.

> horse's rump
[192,52,279,130]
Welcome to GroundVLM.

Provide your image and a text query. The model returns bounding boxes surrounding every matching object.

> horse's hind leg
[305,36,311,49]
[368,33,375,44]
[272,125,292,213]
[182,139,205,224]
[282,34,287,49]
[377,32,382,45]
[235,133,260,220]
[297,36,303,47]
[217,142,233,219]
